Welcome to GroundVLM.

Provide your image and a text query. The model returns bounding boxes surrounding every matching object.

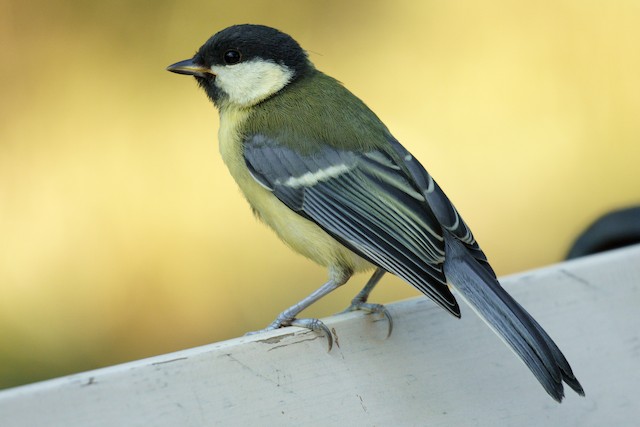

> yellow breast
[217,106,372,273]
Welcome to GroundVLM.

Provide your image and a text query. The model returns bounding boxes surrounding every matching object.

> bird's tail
[443,234,584,401]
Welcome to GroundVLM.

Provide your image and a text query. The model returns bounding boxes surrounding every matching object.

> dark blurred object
[567,207,640,259]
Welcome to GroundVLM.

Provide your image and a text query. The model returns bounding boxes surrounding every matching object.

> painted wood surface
[1,245,639,426]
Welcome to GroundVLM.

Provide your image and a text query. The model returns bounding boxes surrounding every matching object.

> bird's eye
[223,49,242,65]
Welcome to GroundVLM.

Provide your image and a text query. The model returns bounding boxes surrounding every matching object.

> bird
[167,24,584,402]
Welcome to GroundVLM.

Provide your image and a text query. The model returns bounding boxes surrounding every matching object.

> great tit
[167,24,584,402]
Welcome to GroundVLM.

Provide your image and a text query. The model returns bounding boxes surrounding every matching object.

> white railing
[1,245,638,426]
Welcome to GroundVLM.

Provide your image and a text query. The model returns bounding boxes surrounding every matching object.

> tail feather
[443,234,584,401]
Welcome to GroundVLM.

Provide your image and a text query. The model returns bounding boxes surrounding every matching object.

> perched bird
[167,24,584,401]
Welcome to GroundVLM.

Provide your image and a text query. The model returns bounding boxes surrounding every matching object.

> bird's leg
[246,267,351,351]
[349,267,386,306]
[342,267,393,337]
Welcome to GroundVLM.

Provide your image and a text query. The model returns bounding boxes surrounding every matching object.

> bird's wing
[384,138,497,278]
[244,134,460,316]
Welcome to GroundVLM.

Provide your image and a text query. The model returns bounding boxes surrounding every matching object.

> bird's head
[167,24,314,109]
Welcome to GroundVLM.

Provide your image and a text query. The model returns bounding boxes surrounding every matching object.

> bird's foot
[245,317,333,351]
[342,301,393,338]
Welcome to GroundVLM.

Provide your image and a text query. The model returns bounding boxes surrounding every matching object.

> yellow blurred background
[1,0,639,389]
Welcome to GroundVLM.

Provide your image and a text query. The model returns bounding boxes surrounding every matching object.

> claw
[245,318,333,352]
[245,316,288,335]
[290,318,333,352]
[344,302,393,338]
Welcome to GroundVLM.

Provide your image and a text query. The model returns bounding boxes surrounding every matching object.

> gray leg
[350,267,386,305]
[343,267,393,337]
[248,267,351,351]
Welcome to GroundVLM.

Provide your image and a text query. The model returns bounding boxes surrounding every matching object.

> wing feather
[244,134,460,315]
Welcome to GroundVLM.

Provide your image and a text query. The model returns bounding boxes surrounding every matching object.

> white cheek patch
[211,59,294,107]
